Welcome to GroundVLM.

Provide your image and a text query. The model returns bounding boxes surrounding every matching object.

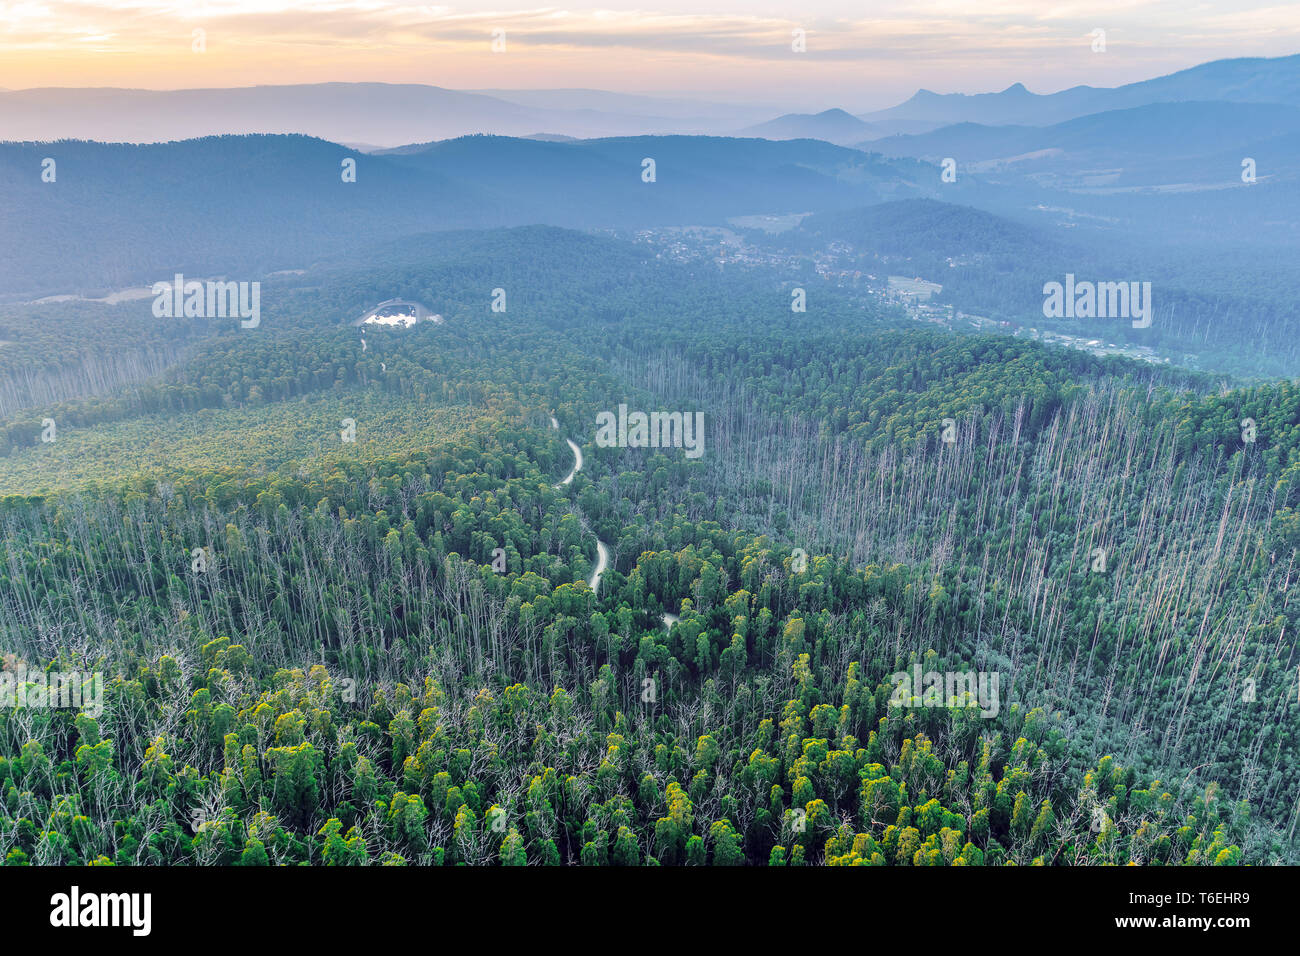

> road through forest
[551,416,670,628]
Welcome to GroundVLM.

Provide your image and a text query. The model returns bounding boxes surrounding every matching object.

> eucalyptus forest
[3,15,1299,887]
[0,226,1293,868]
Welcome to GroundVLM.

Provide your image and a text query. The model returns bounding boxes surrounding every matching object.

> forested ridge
[0,227,1294,866]
[0,134,923,298]
[778,199,1300,379]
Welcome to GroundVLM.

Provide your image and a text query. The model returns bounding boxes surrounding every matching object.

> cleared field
[0,387,481,495]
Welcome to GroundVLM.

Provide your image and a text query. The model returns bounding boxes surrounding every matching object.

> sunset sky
[4,1,1299,110]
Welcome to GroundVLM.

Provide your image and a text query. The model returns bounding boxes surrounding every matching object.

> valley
[0,37,1297,877]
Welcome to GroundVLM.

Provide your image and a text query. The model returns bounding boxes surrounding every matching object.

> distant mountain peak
[738,107,881,145]
[862,52,1300,127]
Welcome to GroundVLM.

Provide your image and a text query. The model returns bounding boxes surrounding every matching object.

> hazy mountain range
[0,134,927,298]
[5,51,1300,376]
[4,54,1298,147]
[857,54,1300,127]
[863,101,1300,187]
[0,84,773,147]
[736,109,936,146]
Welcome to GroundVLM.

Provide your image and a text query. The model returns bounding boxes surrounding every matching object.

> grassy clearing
[0,387,482,495]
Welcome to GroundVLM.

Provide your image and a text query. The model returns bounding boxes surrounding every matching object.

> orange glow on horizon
[2,2,1298,108]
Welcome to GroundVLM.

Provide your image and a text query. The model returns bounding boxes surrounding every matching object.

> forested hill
[9,126,1298,379]
[772,199,1300,379]
[0,133,927,298]
[0,226,1294,866]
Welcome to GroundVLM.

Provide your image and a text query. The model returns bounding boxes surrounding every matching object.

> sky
[3,1,1299,111]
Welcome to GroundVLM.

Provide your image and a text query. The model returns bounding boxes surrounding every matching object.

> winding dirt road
[551,417,667,628]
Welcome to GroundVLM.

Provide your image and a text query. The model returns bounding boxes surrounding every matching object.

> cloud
[3,0,1299,100]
